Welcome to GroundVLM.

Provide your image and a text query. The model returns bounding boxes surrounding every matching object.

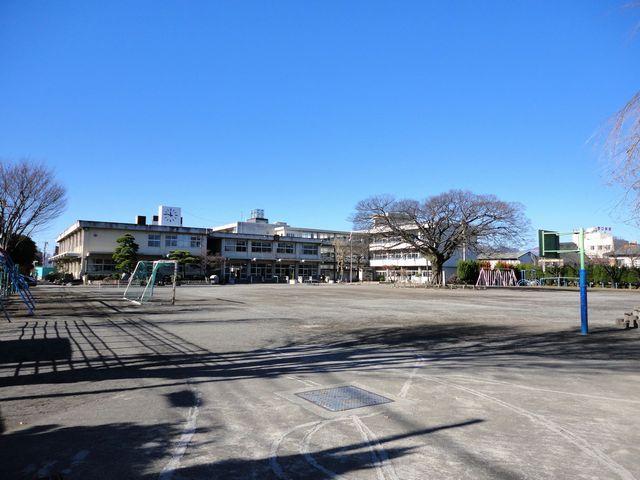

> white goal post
[123,260,178,305]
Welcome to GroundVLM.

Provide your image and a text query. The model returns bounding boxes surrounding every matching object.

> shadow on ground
[0,417,487,479]
[1,312,639,396]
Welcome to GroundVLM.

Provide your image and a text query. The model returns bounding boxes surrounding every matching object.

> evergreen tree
[112,234,139,274]
[168,249,201,277]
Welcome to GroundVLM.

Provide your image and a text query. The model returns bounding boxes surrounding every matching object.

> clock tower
[158,205,182,226]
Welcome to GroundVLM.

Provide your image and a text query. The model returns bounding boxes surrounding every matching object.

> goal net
[123,260,178,305]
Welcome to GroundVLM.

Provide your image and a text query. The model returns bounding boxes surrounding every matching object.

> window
[165,235,178,247]
[302,244,319,255]
[250,263,272,278]
[90,258,115,272]
[148,234,161,247]
[277,242,295,254]
[224,240,247,252]
[251,241,272,253]
[190,236,201,248]
[298,264,318,277]
[274,263,293,277]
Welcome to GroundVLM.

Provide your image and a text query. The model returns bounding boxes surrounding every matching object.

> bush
[515,263,543,281]
[494,261,515,270]
[44,271,62,282]
[622,268,640,285]
[457,260,480,284]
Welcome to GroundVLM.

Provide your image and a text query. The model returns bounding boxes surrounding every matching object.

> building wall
[614,256,640,268]
[82,227,205,258]
[54,222,207,279]
[210,217,351,282]
[369,246,466,282]
[573,228,614,258]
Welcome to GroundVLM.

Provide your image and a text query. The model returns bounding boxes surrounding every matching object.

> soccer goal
[123,260,178,305]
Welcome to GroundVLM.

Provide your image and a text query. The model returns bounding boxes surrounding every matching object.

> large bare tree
[603,6,640,221]
[353,190,529,283]
[605,91,640,222]
[0,160,67,251]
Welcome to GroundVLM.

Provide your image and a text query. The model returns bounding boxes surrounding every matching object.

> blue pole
[578,228,588,335]
[579,268,588,335]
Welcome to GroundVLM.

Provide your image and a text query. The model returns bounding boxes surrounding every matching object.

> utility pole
[43,241,48,267]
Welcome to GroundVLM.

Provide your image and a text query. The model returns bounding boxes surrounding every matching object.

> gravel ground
[0,283,639,479]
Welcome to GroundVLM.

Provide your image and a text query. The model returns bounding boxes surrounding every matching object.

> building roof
[610,243,640,257]
[477,250,535,261]
[57,220,208,242]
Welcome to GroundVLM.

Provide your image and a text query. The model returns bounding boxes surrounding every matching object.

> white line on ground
[158,392,201,480]
[300,420,341,478]
[285,375,321,387]
[416,374,637,480]
[271,419,324,480]
[398,356,425,399]
[441,374,640,404]
[351,415,400,480]
[270,412,382,479]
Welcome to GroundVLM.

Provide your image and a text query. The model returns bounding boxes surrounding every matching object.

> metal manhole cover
[296,385,392,412]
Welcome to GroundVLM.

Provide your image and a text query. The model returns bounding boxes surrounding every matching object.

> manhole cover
[296,385,392,412]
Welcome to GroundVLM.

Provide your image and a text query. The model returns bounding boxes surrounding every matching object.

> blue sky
[1,1,639,251]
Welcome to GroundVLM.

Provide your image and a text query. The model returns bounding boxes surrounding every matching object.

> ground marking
[300,420,342,478]
[398,356,425,399]
[271,413,381,479]
[158,391,201,480]
[285,375,321,387]
[441,374,640,404]
[351,415,400,480]
[416,374,637,480]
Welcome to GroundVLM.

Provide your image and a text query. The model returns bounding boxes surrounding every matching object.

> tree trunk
[430,256,445,285]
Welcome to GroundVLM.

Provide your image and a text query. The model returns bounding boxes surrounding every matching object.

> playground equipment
[475,268,517,287]
[123,260,178,305]
[516,268,540,286]
[538,276,579,287]
[0,248,36,319]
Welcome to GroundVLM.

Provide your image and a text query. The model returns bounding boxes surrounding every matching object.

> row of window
[225,263,320,278]
[224,240,319,255]
[89,258,116,272]
[283,231,347,240]
[148,234,202,248]
[371,251,422,260]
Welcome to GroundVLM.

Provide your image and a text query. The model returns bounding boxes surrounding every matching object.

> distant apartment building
[52,206,207,280]
[208,209,351,283]
[573,227,614,258]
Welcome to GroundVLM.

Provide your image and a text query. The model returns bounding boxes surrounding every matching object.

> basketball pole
[579,228,588,335]
[172,261,177,306]
[539,228,589,335]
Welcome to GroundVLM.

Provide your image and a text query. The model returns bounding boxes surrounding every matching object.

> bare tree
[0,160,67,250]
[603,5,640,221]
[353,190,529,283]
[332,233,370,281]
[605,91,640,221]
